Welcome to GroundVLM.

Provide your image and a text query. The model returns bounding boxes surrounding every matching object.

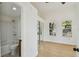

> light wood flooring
[38,41,76,57]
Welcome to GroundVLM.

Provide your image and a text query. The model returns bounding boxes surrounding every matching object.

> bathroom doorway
[0,2,21,57]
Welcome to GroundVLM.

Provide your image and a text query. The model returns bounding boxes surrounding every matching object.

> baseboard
[40,40,76,46]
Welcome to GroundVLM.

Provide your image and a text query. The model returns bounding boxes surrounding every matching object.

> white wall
[42,3,77,45]
[73,3,79,57]
[16,2,39,57]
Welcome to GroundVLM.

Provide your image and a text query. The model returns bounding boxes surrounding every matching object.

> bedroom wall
[42,3,77,45]
[17,2,39,57]
[74,3,79,57]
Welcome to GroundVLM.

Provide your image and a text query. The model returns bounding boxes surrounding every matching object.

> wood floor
[38,41,76,57]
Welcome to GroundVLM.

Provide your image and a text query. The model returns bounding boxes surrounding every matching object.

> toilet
[10,43,18,55]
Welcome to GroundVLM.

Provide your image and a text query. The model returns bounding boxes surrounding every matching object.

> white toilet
[10,43,18,55]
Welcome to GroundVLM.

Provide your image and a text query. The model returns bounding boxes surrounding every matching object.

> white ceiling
[0,2,21,17]
[0,2,77,19]
[32,2,76,19]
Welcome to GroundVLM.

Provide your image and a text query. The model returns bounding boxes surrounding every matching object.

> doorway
[0,2,21,57]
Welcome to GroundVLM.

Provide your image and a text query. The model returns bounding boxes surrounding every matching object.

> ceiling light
[12,7,16,11]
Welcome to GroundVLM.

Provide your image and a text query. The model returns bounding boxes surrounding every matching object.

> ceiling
[0,2,77,19]
[31,2,76,20]
[0,2,21,17]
